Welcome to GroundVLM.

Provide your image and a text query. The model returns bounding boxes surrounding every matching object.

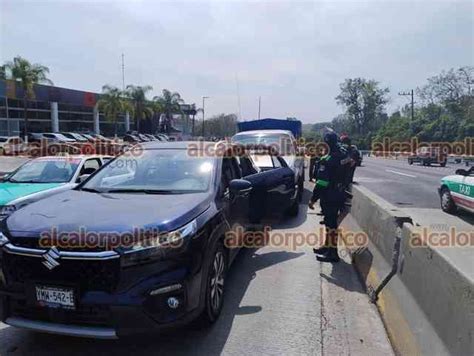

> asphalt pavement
[0,183,393,356]
[354,156,464,209]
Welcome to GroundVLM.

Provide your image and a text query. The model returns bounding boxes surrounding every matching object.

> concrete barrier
[347,185,474,355]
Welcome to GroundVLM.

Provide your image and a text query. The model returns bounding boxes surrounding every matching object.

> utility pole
[121,54,125,91]
[398,89,414,121]
[258,96,261,119]
[201,96,209,137]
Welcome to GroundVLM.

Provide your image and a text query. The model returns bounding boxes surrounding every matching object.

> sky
[1,0,473,123]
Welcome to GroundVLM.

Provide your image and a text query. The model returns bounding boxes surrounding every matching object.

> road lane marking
[385,169,417,178]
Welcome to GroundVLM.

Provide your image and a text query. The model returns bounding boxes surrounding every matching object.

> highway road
[354,156,465,209]
[354,156,473,229]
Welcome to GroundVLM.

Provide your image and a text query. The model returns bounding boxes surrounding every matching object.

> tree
[4,56,52,137]
[0,65,6,80]
[126,85,153,133]
[335,78,389,136]
[194,113,237,138]
[153,89,184,134]
[190,103,203,137]
[98,85,132,136]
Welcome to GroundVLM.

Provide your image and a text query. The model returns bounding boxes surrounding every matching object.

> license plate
[35,286,75,309]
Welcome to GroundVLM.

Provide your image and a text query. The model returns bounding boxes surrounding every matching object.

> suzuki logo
[42,246,61,270]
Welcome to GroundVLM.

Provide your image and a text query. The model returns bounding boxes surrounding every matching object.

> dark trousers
[309,157,317,180]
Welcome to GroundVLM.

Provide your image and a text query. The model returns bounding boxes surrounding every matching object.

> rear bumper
[5,316,118,339]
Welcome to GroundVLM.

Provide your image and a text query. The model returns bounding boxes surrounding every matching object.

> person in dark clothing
[308,130,353,263]
[307,142,319,182]
[340,134,359,184]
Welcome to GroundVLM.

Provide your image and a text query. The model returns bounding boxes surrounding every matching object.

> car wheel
[298,176,304,202]
[440,161,446,167]
[408,159,413,165]
[440,187,456,214]
[286,198,299,217]
[200,243,227,325]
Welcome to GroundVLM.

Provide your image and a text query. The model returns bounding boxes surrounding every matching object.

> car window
[83,149,214,193]
[8,158,81,183]
[80,158,101,175]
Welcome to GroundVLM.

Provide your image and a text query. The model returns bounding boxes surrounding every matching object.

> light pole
[398,89,414,122]
[201,96,209,137]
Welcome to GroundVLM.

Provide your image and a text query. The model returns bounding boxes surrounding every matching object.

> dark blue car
[0,141,298,338]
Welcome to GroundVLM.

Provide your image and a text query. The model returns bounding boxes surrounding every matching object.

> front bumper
[0,242,205,338]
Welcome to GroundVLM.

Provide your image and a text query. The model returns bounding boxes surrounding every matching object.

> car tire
[297,176,304,202]
[440,161,446,167]
[199,242,227,325]
[440,187,457,214]
[408,159,413,165]
[286,198,299,217]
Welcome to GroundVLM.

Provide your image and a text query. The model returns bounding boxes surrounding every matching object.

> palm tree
[126,85,153,133]
[4,56,52,138]
[98,85,132,136]
[153,89,184,134]
[190,103,203,137]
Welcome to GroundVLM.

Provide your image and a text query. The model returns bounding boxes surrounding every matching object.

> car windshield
[233,134,294,155]
[81,149,214,193]
[7,158,81,183]
[0,137,8,142]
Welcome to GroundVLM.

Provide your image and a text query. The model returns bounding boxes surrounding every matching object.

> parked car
[0,141,297,338]
[144,134,158,141]
[232,129,305,199]
[408,147,447,166]
[122,133,141,144]
[155,134,169,141]
[42,133,77,144]
[61,132,89,143]
[438,167,473,214]
[27,133,47,143]
[0,136,24,156]
[0,155,109,219]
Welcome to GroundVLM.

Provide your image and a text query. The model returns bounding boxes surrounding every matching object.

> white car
[0,136,25,156]
[439,167,474,214]
[0,155,111,218]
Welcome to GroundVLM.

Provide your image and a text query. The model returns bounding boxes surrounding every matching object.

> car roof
[139,141,219,150]
[233,129,293,136]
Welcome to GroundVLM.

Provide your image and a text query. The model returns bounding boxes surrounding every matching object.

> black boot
[316,248,340,263]
[313,246,329,256]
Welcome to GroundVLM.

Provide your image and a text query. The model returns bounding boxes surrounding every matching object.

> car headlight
[0,205,16,218]
[121,219,198,266]
[0,231,9,247]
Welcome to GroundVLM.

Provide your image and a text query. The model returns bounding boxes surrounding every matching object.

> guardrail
[345,185,473,355]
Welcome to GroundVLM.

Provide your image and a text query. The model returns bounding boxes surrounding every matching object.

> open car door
[235,145,297,222]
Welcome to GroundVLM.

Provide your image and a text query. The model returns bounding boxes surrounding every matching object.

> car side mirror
[229,179,252,196]
[455,169,468,176]
[77,174,91,183]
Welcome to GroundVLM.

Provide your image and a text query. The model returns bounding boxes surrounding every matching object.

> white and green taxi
[439,167,474,214]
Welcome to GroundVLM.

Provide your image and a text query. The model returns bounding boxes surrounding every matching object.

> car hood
[0,182,64,206]
[6,189,211,237]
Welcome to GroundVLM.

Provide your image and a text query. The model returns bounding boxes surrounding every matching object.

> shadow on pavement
[0,248,304,356]
[319,259,365,294]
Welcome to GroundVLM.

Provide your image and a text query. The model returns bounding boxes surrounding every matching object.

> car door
[457,173,474,213]
[217,157,250,260]
[242,154,295,219]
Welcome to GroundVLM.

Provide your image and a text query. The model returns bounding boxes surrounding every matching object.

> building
[0,79,130,137]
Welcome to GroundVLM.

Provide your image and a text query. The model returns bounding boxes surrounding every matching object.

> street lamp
[201,96,210,137]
